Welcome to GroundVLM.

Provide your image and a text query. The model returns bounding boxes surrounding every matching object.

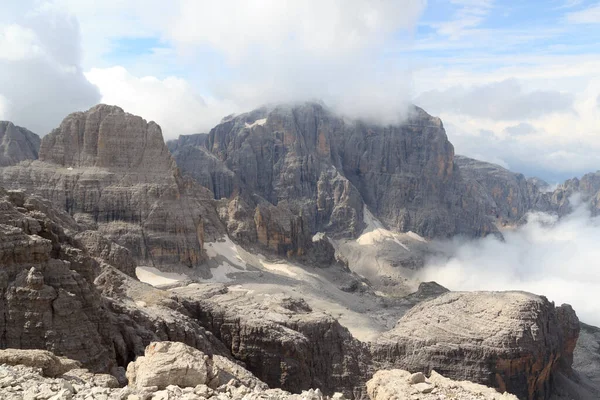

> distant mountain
[0,121,40,166]
[169,102,499,248]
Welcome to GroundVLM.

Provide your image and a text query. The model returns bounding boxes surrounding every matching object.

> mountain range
[0,102,598,399]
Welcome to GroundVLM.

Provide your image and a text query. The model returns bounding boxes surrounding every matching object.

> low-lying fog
[419,196,600,327]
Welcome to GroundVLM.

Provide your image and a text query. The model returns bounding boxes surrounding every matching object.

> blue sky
[1,0,599,181]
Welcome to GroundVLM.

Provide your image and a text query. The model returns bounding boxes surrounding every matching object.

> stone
[412,382,434,393]
[170,102,499,259]
[372,291,580,400]
[408,372,425,384]
[126,342,211,390]
[0,105,227,273]
[126,342,265,392]
[0,121,40,167]
[367,369,518,400]
[0,349,80,377]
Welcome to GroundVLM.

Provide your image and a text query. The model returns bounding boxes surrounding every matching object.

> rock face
[455,156,555,226]
[0,186,232,375]
[372,291,580,400]
[574,323,600,387]
[169,102,497,257]
[366,369,518,400]
[0,188,117,372]
[550,171,600,216]
[0,121,40,166]
[456,156,600,222]
[0,105,226,273]
[172,284,371,399]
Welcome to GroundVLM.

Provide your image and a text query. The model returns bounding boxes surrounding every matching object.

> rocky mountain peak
[173,100,495,241]
[39,104,174,172]
[0,121,40,166]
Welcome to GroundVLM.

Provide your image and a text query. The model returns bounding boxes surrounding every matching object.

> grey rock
[455,155,556,226]
[0,121,40,167]
[574,322,600,387]
[372,291,580,400]
[0,187,231,375]
[172,102,498,258]
[0,105,227,273]
[367,369,518,400]
[0,349,80,377]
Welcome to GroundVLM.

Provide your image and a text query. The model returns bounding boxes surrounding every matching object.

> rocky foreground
[0,344,518,400]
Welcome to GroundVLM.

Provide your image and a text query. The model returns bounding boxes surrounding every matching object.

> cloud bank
[0,11,100,134]
[415,79,574,120]
[419,199,600,326]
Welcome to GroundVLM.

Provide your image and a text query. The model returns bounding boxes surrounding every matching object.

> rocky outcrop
[0,187,232,376]
[0,188,117,372]
[455,156,556,226]
[171,102,498,257]
[574,323,600,387]
[0,349,80,377]
[126,341,267,390]
[372,291,580,400]
[367,369,518,400]
[550,171,600,216]
[0,105,226,273]
[0,121,40,167]
[171,284,371,399]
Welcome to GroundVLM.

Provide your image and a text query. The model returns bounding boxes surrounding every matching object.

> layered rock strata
[169,102,498,261]
[0,105,226,273]
[371,291,580,400]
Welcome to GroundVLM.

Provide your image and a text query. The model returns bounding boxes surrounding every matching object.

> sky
[0,0,599,182]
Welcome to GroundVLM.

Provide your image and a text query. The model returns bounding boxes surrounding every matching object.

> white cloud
[412,58,600,180]
[430,0,494,39]
[165,1,425,61]
[566,3,600,24]
[0,11,100,134]
[419,199,600,326]
[85,66,235,139]
[415,79,574,120]
[0,24,43,61]
[38,0,427,124]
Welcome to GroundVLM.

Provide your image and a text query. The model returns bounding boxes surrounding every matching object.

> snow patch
[136,267,187,287]
[245,118,267,128]
[357,207,409,251]
[206,236,247,268]
[312,232,325,242]
[67,167,73,171]
[205,236,248,282]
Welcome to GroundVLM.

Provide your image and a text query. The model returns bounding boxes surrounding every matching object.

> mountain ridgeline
[0,102,599,399]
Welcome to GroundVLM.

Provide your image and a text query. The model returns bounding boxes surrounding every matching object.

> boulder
[126,341,266,391]
[0,349,80,377]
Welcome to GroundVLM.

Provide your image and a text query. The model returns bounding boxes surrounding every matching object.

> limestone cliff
[170,102,498,259]
[0,105,226,272]
[372,291,580,400]
[0,121,40,166]
[455,155,556,226]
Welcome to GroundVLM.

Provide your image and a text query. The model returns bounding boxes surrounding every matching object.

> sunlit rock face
[0,105,226,273]
[170,102,498,261]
